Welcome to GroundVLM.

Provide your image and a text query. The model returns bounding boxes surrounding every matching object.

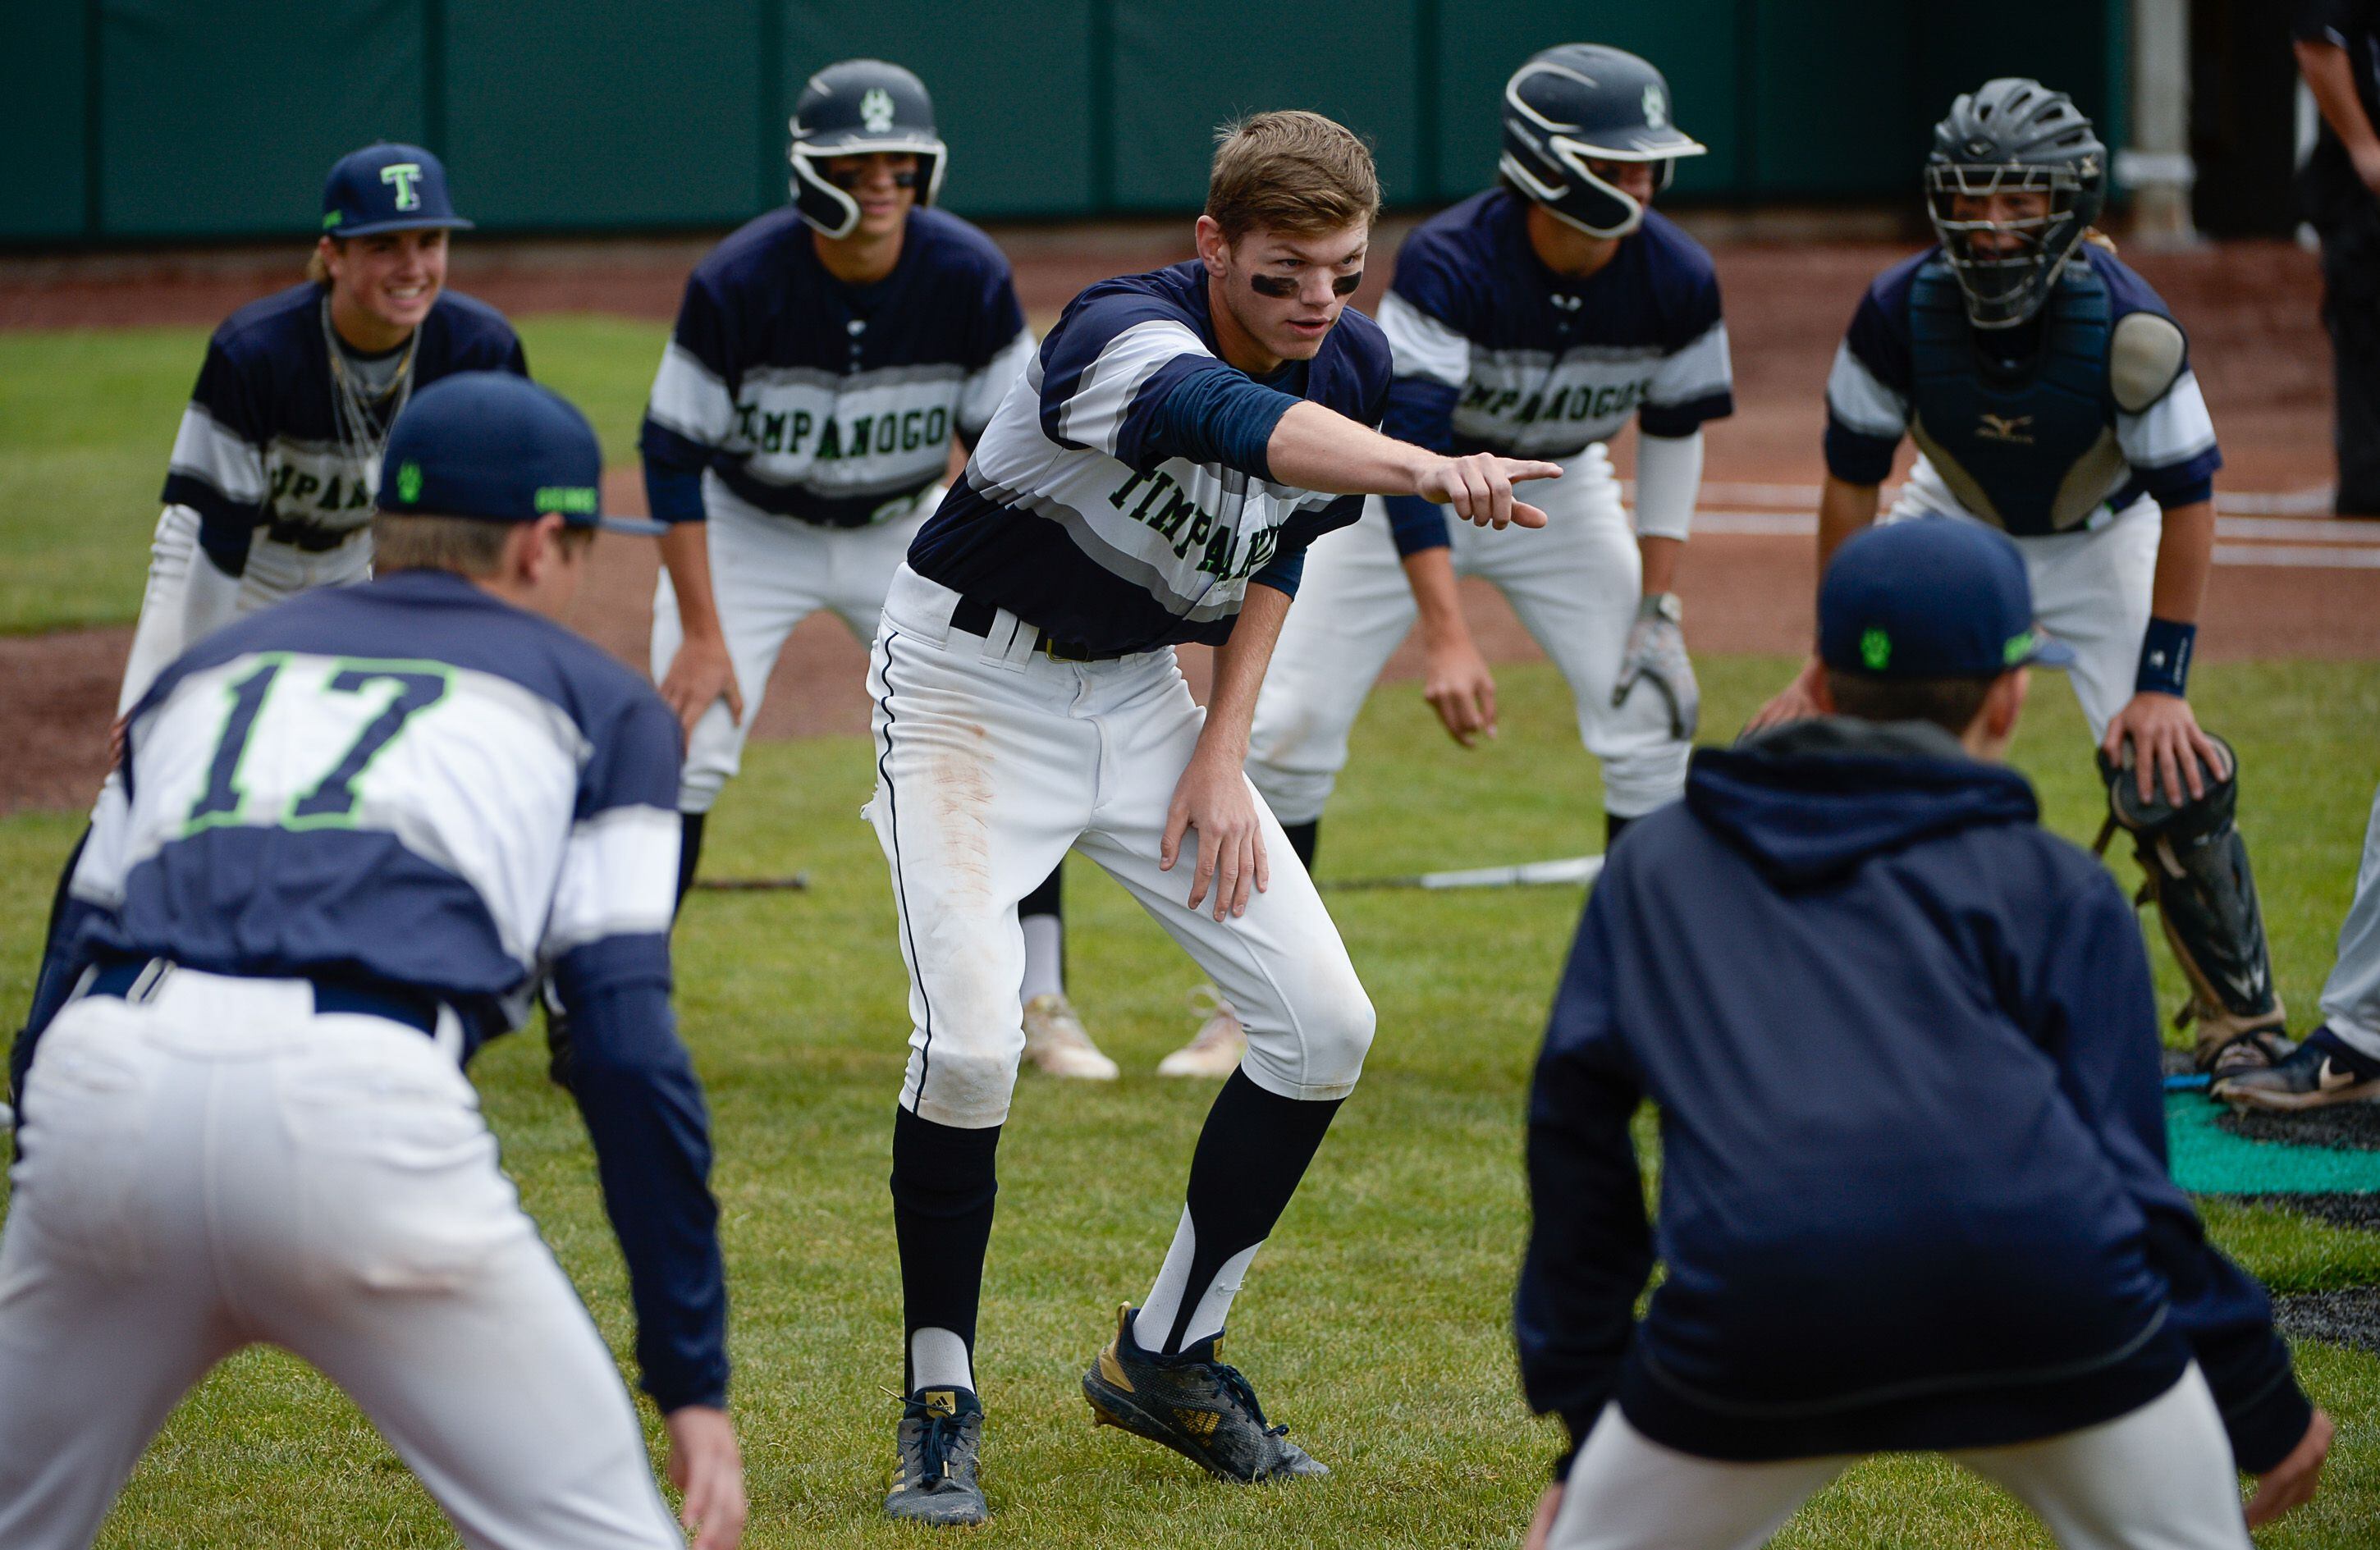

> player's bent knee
[1247,982,1376,1098]
[2101,731,2238,839]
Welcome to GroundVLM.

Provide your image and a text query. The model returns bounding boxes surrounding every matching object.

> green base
[2168,1094,2380,1196]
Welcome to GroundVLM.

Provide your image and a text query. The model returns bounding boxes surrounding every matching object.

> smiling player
[634,62,1111,1077]
[863,111,1558,1525]
[114,143,526,713]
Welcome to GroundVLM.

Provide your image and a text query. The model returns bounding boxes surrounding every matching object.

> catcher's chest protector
[1907,261,2119,537]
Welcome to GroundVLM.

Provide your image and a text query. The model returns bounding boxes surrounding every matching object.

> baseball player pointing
[4,375,744,1550]
[866,112,1553,1525]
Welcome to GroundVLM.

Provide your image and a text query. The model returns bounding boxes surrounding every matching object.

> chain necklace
[320,295,419,487]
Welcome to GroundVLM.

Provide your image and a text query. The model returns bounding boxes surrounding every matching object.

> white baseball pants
[1246,446,1688,825]
[653,478,934,813]
[0,970,682,1550]
[1545,1364,2250,1550]
[1888,469,2163,741]
[2321,780,2380,1063]
[867,565,1375,1128]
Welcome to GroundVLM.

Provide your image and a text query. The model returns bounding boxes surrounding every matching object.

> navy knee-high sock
[891,1106,1003,1391]
[1134,1070,1343,1353]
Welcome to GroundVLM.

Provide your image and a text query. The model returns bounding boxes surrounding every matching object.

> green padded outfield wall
[1,0,2128,243]
[0,0,88,240]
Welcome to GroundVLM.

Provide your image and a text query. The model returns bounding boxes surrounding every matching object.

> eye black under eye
[1249,270,1364,299]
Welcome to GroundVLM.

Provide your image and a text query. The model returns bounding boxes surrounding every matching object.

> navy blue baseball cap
[323,144,474,238]
[379,373,664,534]
[1819,517,2075,678]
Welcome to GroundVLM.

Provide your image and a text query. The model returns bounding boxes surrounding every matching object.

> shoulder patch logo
[1861,627,1891,671]
[395,460,423,504]
[861,88,896,134]
[1977,412,2035,444]
[1642,84,1667,130]
[379,162,424,212]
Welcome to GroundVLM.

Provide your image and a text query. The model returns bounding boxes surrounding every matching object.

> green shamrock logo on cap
[1861,627,1891,670]
[396,460,423,504]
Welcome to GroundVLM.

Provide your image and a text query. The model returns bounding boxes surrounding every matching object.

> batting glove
[1613,593,1699,741]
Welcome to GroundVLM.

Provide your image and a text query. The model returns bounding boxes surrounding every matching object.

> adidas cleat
[884,1385,988,1526]
[1080,1305,1325,1484]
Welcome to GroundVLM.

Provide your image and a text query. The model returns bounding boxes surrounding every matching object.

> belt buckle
[1040,635,1091,664]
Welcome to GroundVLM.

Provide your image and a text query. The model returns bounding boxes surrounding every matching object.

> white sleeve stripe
[66,777,132,908]
[543,803,680,957]
[1377,292,1470,389]
[1645,320,1734,406]
[646,343,736,446]
[165,405,267,502]
[1824,342,1910,438]
[1056,319,1211,456]
[2118,370,2219,468]
[961,329,1036,437]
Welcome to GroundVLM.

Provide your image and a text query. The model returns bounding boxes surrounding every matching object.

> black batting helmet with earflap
[789,59,948,239]
[1499,44,1705,240]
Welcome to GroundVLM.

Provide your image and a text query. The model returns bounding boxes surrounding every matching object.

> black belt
[263,518,365,552]
[86,958,441,1036]
[948,593,1119,662]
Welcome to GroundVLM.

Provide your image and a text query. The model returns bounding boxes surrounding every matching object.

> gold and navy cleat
[885,1384,988,1526]
[1079,1305,1326,1484]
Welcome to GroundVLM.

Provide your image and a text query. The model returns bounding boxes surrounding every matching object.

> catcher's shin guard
[2096,734,2286,1069]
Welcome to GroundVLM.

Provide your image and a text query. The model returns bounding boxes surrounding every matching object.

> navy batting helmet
[1925,79,2107,329]
[789,59,948,239]
[1499,44,1705,240]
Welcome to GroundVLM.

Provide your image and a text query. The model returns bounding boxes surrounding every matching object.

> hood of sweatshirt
[1683,717,2039,888]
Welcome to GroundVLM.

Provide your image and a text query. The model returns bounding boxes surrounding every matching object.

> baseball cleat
[884,1385,988,1526]
[2196,1026,2295,1084]
[2214,1029,2380,1112]
[1080,1305,1326,1484]
[1157,986,1246,1078]
[1022,993,1119,1081]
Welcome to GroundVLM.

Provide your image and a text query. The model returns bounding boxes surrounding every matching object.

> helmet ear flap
[918,149,947,208]
[790,150,861,239]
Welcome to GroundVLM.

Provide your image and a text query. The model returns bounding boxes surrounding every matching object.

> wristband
[2135,615,2196,697]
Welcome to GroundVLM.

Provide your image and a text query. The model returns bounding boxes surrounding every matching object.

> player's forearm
[658,522,729,646]
[1815,475,1881,581]
[2298,41,2380,158]
[1400,546,1472,647]
[2149,500,2214,625]
[1263,400,1438,497]
[1199,583,1291,762]
[1637,535,1683,598]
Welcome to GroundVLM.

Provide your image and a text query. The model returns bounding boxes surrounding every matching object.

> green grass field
[0,318,668,635]
[2,656,2375,1548]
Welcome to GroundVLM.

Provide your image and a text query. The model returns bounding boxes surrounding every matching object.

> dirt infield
[3,222,2373,814]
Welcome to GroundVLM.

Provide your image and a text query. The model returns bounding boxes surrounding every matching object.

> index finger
[1504,460,1564,483]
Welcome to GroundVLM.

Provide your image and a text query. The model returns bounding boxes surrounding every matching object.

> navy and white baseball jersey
[162,283,527,575]
[640,206,1032,529]
[1376,189,1733,553]
[1824,245,2222,536]
[906,260,1394,656]
[35,568,723,1408]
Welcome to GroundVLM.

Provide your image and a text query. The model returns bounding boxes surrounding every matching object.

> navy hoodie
[1516,718,2310,1472]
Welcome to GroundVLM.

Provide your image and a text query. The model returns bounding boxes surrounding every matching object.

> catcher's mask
[1499,43,1705,240]
[1925,78,2107,330]
[790,58,948,239]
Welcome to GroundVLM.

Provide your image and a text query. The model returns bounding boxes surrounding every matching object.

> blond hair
[370,513,592,576]
[306,239,336,285]
[1206,111,1380,241]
